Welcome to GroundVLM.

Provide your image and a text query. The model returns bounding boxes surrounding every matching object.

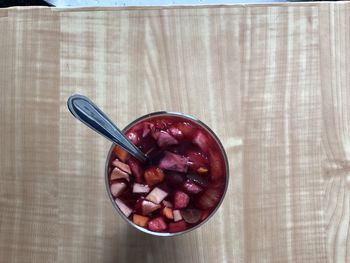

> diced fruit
[148,217,167,232]
[173,210,183,222]
[142,122,154,137]
[157,131,179,147]
[133,183,150,194]
[141,200,161,216]
[126,131,140,145]
[192,131,210,152]
[144,167,165,186]
[208,150,225,181]
[169,220,187,233]
[113,146,129,162]
[197,167,208,174]
[159,151,188,173]
[180,208,201,224]
[182,180,203,194]
[201,210,210,220]
[110,181,127,197]
[195,187,222,210]
[186,173,209,187]
[174,191,190,209]
[115,198,133,217]
[110,167,130,181]
[187,151,209,172]
[162,207,174,219]
[162,200,173,208]
[175,122,196,139]
[146,187,168,204]
[133,214,150,227]
[168,125,184,140]
[165,172,185,188]
[112,159,131,174]
[127,158,144,183]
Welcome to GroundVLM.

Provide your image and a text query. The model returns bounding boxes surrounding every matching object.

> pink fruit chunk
[133,183,150,194]
[115,198,133,217]
[110,181,127,197]
[127,158,144,183]
[157,131,178,147]
[192,131,210,152]
[142,122,154,137]
[110,167,130,182]
[162,200,173,208]
[112,159,132,174]
[168,126,184,140]
[174,191,190,209]
[159,151,189,173]
[148,217,167,232]
[182,180,203,194]
[146,187,168,204]
[141,200,161,215]
[165,172,185,188]
[173,210,183,222]
[180,208,201,224]
[168,220,187,233]
[126,131,140,145]
[195,187,222,210]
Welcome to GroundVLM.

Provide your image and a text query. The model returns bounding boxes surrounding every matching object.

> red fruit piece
[168,220,187,233]
[115,198,133,217]
[168,125,184,140]
[159,151,189,173]
[146,187,168,204]
[174,191,190,209]
[141,200,161,216]
[208,150,225,181]
[110,167,130,182]
[201,210,210,221]
[126,131,140,145]
[195,187,222,210]
[148,217,167,232]
[175,122,196,139]
[165,172,185,188]
[180,208,201,224]
[182,179,203,194]
[132,183,150,194]
[157,131,179,147]
[144,167,165,186]
[112,159,132,174]
[186,151,209,172]
[192,131,210,152]
[127,158,144,183]
[186,173,209,188]
[110,181,127,197]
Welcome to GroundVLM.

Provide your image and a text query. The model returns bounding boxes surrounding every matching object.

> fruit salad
[107,114,227,234]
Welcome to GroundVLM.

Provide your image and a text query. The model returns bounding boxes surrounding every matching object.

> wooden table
[0,3,349,262]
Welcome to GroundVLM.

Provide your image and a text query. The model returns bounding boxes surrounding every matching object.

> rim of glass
[105,111,229,237]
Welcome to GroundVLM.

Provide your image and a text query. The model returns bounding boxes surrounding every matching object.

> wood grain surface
[0,3,349,263]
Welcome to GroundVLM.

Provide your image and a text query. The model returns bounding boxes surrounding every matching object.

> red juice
[107,113,228,235]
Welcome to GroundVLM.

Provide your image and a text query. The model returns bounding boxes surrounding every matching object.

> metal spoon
[67,94,148,163]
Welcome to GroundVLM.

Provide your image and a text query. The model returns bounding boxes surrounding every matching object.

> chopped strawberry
[132,183,150,194]
[159,151,188,173]
[126,131,140,145]
[182,180,203,194]
[168,125,184,140]
[127,158,144,183]
[186,151,209,173]
[115,198,133,217]
[110,181,127,197]
[168,220,187,233]
[165,172,185,188]
[208,150,225,181]
[110,167,130,181]
[112,159,132,174]
[192,131,210,152]
[146,187,168,204]
[133,214,149,227]
[186,173,209,187]
[174,191,190,209]
[162,207,174,219]
[162,200,173,208]
[201,210,210,221]
[148,217,167,232]
[173,210,183,222]
[141,200,161,216]
[157,131,179,147]
[195,187,222,210]
[144,167,165,186]
[180,208,201,224]
[113,146,129,162]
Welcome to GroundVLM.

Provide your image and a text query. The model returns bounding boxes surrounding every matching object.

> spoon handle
[67,94,148,163]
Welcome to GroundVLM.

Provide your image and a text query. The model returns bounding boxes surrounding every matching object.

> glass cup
[105,111,229,236]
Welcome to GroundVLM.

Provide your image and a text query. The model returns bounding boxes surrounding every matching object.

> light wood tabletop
[0,3,349,263]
